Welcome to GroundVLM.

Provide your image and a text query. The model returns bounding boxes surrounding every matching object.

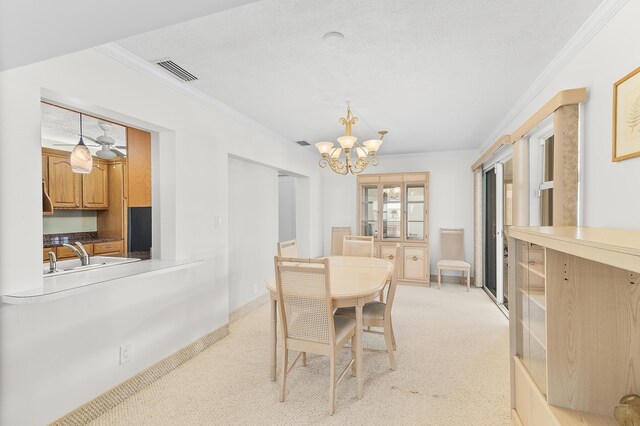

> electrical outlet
[253,283,258,295]
[120,344,132,365]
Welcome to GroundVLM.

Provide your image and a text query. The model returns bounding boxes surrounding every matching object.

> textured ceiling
[118,0,603,154]
[41,103,127,155]
[0,0,259,71]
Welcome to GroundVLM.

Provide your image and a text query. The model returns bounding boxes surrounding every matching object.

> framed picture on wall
[613,65,640,161]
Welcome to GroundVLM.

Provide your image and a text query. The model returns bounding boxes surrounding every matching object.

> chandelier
[315,103,387,175]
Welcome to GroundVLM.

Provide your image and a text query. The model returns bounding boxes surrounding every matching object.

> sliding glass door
[484,156,512,310]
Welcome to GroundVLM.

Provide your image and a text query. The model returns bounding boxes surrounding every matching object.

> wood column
[552,105,579,226]
[473,168,483,288]
[512,138,529,226]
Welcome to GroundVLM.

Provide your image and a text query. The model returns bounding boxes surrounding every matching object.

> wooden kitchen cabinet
[94,240,123,255]
[82,162,109,209]
[48,155,81,208]
[56,244,95,259]
[126,127,152,207]
[43,148,109,210]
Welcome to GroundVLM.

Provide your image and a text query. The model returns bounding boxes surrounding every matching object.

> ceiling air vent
[155,59,198,82]
[296,140,310,146]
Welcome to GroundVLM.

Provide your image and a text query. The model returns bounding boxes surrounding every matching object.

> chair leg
[438,269,441,289]
[467,268,471,292]
[329,350,337,415]
[389,318,397,351]
[384,319,397,370]
[351,335,357,377]
[279,348,288,402]
[302,352,307,367]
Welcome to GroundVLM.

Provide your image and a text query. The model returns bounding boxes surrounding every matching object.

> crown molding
[479,0,630,154]
[95,43,297,148]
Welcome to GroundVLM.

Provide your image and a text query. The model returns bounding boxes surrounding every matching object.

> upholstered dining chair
[331,226,352,255]
[342,235,374,257]
[274,256,357,415]
[277,240,297,257]
[335,244,400,370]
[437,228,471,291]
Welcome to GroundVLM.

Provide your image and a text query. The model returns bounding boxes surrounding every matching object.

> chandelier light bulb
[363,139,383,153]
[337,135,357,150]
[315,141,334,155]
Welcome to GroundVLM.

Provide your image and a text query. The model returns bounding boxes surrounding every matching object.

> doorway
[278,174,296,242]
[484,168,497,299]
[483,155,512,312]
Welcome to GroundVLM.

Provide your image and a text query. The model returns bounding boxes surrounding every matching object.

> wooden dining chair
[331,227,352,255]
[335,244,400,370]
[342,235,374,257]
[277,240,297,257]
[437,228,471,291]
[274,256,357,415]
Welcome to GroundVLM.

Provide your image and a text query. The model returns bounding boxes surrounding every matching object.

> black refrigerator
[128,207,152,254]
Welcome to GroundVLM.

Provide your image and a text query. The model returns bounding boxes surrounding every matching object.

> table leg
[356,304,364,399]
[270,298,277,382]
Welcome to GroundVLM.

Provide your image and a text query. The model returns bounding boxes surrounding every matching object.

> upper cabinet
[126,127,152,207]
[48,155,81,208]
[82,162,109,209]
[44,148,108,210]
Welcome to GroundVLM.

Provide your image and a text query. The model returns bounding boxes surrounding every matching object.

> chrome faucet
[48,251,57,273]
[63,242,90,266]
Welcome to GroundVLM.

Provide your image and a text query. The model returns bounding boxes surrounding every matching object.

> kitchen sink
[43,256,141,276]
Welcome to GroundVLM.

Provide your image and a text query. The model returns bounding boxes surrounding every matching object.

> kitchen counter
[43,232,122,248]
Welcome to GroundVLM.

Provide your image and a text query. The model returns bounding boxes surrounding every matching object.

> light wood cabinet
[48,155,81,208]
[509,226,639,425]
[402,246,428,281]
[357,172,430,284]
[82,162,109,209]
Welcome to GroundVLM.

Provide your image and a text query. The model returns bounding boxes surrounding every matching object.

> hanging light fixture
[70,113,93,174]
[315,102,387,175]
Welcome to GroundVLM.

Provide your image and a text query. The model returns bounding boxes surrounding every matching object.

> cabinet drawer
[379,245,398,262]
[403,247,428,280]
[94,240,123,255]
[43,248,53,261]
[56,243,94,259]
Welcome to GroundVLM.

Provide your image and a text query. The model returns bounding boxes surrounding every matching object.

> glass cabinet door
[360,185,379,238]
[382,184,401,240]
[405,184,425,241]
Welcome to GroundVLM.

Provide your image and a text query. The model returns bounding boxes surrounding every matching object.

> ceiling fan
[55,121,127,159]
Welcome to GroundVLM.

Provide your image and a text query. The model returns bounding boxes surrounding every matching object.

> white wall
[228,157,278,311]
[0,47,324,425]
[323,150,477,276]
[481,0,640,230]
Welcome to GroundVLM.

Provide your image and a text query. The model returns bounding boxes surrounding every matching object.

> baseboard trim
[51,324,230,426]
[229,293,270,324]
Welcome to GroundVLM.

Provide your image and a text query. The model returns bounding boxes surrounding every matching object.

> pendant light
[70,113,93,174]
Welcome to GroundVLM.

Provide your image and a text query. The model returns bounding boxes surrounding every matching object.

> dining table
[266,255,394,399]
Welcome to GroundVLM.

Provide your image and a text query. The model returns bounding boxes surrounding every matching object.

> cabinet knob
[389,255,395,260]
[412,256,418,261]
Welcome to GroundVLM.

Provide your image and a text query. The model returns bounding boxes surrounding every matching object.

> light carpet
[89,283,511,425]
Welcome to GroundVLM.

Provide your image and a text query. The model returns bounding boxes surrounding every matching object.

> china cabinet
[356,172,430,284]
[509,226,640,426]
